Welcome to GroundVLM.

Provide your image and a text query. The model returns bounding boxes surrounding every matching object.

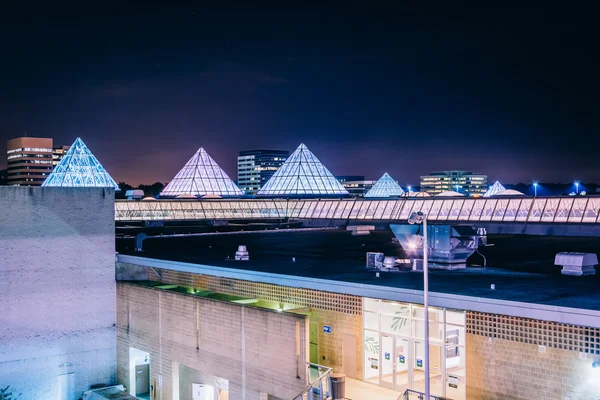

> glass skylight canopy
[257,143,348,196]
[42,137,119,190]
[160,147,243,197]
[364,172,404,198]
[483,181,506,197]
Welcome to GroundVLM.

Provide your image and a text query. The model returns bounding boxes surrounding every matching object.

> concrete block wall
[309,308,362,378]
[127,264,365,378]
[466,334,600,399]
[116,282,308,400]
[0,187,116,399]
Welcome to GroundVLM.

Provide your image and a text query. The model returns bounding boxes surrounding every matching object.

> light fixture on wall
[592,361,600,369]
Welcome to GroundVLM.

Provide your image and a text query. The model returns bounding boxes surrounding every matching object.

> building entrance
[363,299,466,399]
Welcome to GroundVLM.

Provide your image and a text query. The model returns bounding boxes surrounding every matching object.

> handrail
[400,388,449,400]
[293,362,332,400]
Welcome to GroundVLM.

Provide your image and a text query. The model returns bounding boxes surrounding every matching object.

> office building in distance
[337,175,377,197]
[420,170,487,196]
[237,149,289,194]
[6,137,70,186]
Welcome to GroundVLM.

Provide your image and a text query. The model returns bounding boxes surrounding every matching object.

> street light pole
[408,211,430,400]
[423,216,430,400]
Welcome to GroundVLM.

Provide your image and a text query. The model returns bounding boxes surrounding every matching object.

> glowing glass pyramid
[160,147,243,197]
[257,143,348,196]
[483,181,506,197]
[42,137,119,190]
[364,172,404,198]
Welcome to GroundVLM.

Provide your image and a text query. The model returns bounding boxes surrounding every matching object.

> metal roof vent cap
[235,245,249,261]
[383,256,396,269]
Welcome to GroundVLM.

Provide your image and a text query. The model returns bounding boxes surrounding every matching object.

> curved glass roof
[42,137,119,190]
[161,148,242,197]
[257,143,348,196]
[364,172,404,198]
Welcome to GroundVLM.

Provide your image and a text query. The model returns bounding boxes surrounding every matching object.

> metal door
[135,364,150,395]
[309,321,319,364]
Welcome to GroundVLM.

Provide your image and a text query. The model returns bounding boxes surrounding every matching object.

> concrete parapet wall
[0,187,116,399]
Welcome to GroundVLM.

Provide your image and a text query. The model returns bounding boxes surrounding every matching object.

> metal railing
[401,389,449,400]
[293,362,332,400]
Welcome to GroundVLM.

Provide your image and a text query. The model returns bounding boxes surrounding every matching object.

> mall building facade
[116,255,600,400]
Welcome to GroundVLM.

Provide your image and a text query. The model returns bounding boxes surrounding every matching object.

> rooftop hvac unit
[554,252,597,276]
[366,252,384,269]
[235,245,249,261]
[125,189,144,200]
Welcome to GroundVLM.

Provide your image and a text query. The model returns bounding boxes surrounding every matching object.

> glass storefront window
[364,311,380,331]
[381,313,411,336]
[362,298,466,399]
[364,298,380,312]
[363,329,380,382]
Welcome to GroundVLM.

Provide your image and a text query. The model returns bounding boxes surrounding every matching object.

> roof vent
[554,252,597,276]
[235,245,250,261]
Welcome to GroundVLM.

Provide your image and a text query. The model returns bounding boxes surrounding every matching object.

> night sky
[1,2,598,185]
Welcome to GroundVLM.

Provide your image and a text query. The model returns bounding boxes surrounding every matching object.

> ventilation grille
[149,268,362,315]
[467,311,600,354]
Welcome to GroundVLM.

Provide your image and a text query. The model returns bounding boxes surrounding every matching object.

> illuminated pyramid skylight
[257,143,348,196]
[42,137,119,190]
[364,172,404,198]
[483,181,506,197]
[160,147,243,197]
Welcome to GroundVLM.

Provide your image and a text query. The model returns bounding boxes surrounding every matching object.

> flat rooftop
[117,229,600,313]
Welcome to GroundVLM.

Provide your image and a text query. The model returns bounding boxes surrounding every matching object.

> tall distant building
[336,176,376,197]
[237,149,289,195]
[6,137,71,186]
[420,170,487,196]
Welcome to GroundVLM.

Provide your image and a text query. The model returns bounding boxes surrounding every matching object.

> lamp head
[593,361,600,368]
[408,211,424,225]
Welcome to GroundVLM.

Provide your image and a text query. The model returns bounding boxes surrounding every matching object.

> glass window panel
[364,298,380,312]
[529,198,547,222]
[363,330,380,381]
[381,301,410,315]
[449,199,464,219]
[349,201,362,218]
[516,198,532,221]
[420,199,434,216]
[470,199,486,220]
[397,200,415,220]
[381,200,396,219]
[364,311,380,331]
[583,198,600,222]
[446,310,465,326]
[569,198,588,222]
[427,200,443,220]
[480,199,497,221]
[373,201,389,219]
[542,198,560,221]
[492,199,509,221]
[364,201,380,219]
[381,313,410,336]
[554,198,574,222]
[503,198,521,221]
[437,199,455,220]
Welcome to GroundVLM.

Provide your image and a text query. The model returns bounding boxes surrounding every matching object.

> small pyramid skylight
[257,143,348,196]
[364,172,404,198]
[160,148,242,197]
[42,137,119,190]
[483,181,506,197]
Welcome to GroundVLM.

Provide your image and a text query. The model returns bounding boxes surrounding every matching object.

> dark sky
[1,2,598,185]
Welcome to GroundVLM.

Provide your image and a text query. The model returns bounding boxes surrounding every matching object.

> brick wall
[117,282,308,400]
[0,187,116,399]
[466,313,600,400]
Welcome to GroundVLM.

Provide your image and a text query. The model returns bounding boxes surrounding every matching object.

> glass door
[394,337,410,392]
[412,340,445,397]
[379,334,394,388]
